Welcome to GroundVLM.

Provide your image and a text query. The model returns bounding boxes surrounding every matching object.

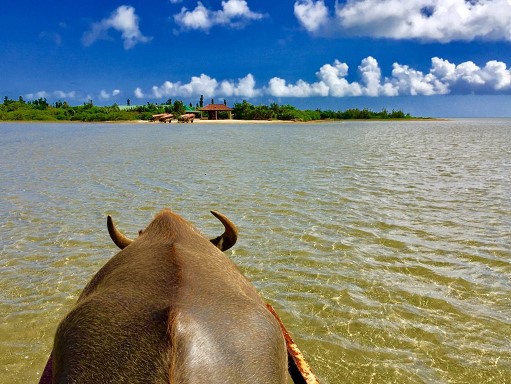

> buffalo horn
[210,210,238,251]
[107,215,133,249]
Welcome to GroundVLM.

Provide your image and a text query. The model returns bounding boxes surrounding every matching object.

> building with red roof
[198,104,233,120]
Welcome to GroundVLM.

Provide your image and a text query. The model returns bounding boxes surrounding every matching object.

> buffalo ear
[210,211,238,251]
[107,215,133,249]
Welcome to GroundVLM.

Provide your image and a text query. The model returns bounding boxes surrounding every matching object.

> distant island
[0,96,424,122]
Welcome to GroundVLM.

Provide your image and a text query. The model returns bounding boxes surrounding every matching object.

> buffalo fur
[51,209,287,383]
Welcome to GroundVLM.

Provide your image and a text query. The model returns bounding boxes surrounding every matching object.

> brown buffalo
[47,209,288,383]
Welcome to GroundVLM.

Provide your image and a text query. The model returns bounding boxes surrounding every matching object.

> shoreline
[0,117,446,125]
[102,117,447,124]
[99,117,446,124]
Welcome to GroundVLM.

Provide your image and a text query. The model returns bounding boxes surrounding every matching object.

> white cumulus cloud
[26,90,78,100]
[267,57,511,97]
[174,0,265,32]
[295,0,511,42]
[144,73,262,99]
[134,88,145,99]
[219,74,261,97]
[99,89,122,100]
[267,77,330,97]
[293,0,329,33]
[25,57,511,104]
[149,74,219,98]
[316,59,362,96]
[54,90,77,99]
[83,5,151,49]
[25,91,49,100]
[430,57,511,93]
[390,62,449,96]
[116,58,511,101]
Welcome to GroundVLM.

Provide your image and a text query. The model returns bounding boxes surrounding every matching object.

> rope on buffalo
[266,303,320,384]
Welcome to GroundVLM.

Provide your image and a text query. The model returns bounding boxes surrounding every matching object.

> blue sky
[2,0,511,117]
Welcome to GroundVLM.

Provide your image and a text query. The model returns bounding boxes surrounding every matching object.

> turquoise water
[1,120,510,383]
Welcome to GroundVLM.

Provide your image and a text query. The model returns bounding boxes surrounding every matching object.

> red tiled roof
[199,104,233,111]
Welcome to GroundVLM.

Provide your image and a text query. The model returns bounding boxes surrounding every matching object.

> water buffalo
[46,209,288,383]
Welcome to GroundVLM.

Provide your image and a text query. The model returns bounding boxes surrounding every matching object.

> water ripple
[1,120,510,383]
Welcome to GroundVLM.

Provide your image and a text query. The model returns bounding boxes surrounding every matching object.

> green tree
[233,100,253,119]
[172,100,185,116]
[0,98,417,122]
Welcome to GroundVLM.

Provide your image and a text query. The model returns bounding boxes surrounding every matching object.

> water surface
[1,120,510,383]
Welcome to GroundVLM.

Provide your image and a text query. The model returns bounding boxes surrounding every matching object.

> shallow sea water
[1,119,510,383]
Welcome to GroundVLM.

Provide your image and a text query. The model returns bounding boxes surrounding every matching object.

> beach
[144,118,306,124]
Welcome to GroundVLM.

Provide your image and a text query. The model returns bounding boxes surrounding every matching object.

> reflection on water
[1,120,510,383]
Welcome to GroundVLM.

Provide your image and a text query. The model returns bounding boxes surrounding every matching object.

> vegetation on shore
[0,96,417,122]
[232,100,413,121]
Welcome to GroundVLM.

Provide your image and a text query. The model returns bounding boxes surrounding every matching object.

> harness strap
[266,303,320,384]
[38,351,52,384]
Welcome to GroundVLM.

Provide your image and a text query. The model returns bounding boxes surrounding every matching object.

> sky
[2,0,511,117]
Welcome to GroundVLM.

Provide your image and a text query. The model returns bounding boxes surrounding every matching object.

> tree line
[232,100,412,121]
[0,96,416,122]
[0,96,189,122]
